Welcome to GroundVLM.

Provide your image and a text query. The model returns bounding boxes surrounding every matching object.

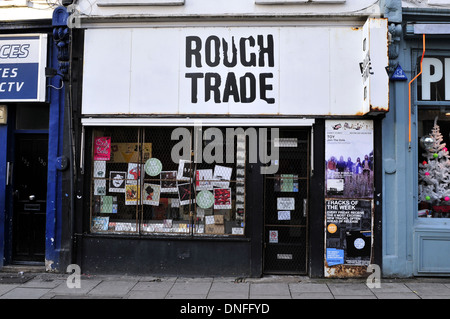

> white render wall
[75,0,382,20]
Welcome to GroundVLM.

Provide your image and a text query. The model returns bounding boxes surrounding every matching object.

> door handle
[29,195,36,201]
[303,199,308,217]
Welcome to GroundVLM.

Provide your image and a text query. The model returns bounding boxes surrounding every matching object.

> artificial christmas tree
[418,117,450,217]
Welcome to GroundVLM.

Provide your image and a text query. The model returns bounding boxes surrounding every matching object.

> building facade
[0,2,69,271]
[383,0,450,277]
[60,0,391,278]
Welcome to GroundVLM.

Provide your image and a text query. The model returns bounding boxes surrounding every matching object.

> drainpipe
[408,34,425,151]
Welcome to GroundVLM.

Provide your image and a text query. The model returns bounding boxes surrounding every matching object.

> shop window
[89,126,246,236]
[418,108,450,218]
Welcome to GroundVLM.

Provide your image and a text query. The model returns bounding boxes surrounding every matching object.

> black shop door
[12,134,48,263]
[263,129,310,274]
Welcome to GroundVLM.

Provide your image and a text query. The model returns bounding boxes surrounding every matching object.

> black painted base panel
[78,235,255,277]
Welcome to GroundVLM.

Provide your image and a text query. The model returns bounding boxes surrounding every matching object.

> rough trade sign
[0,34,47,102]
[81,20,388,115]
[184,34,276,105]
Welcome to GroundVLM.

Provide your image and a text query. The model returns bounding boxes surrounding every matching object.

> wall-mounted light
[45,67,61,78]
[45,67,64,90]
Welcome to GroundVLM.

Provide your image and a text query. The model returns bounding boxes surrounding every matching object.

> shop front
[383,6,450,277]
[71,12,388,277]
[0,16,68,271]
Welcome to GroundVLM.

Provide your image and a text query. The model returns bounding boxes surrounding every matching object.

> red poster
[94,137,111,161]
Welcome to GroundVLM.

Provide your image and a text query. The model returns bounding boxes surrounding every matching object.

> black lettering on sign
[185,34,276,105]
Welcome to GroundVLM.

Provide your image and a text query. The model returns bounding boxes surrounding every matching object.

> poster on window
[143,183,161,206]
[325,199,373,271]
[177,159,193,181]
[127,163,142,185]
[94,137,111,161]
[178,183,195,206]
[160,171,178,193]
[109,171,126,193]
[214,188,231,209]
[110,143,152,163]
[93,160,106,195]
[212,165,232,188]
[100,196,118,213]
[325,120,374,198]
[125,184,140,205]
[196,169,213,191]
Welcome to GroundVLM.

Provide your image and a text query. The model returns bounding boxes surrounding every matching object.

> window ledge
[97,0,184,6]
[255,0,345,4]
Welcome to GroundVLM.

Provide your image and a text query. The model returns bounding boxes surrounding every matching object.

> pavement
[1,269,450,300]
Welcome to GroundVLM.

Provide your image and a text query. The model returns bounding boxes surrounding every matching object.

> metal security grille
[89,126,247,236]
[263,128,310,275]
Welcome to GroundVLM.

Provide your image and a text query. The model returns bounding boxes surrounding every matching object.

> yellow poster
[110,143,152,163]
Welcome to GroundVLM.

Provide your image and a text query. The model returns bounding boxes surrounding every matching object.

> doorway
[12,133,48,263]
[263,128,310,274]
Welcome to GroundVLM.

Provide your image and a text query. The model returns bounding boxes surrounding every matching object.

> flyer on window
[109,171,126,193]
[325,120,374,198]
[196,169,213,191]
[143,183,161,206]
[94,137,111,161]
[125,184,140,205]
[325,199,372,268]
[160,171,178,193]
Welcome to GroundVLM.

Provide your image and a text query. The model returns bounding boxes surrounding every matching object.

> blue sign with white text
[0,63,39,100]
[0,34,47,102]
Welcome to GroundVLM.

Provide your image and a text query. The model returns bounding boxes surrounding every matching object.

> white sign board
[82,19,388,116]
[0,34,47,102]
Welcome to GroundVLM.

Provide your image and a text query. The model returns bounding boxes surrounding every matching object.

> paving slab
[127,290,169,299]
[207,291,250,299]
[367,282,412,293]
[249,283,291,298]
[405,283,450,296]
[419,295,450,299]
[372,292,420,299]
[289,283,331,293]
[327,283,375,296]
[47,278,102,295]
[20,277,66,289]
[0,284,19,297]
[131,281,174,293]
[290,292,334,299]
[88,279,137,296]
[165,293,207,299]
[210,282,250,293]
[168,282,212,296]
[334,294,377,299]
[0,287,51,299]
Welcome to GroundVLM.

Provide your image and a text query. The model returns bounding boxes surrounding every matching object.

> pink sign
[94,137,111,160]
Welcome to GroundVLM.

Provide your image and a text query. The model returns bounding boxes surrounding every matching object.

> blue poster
[326,248,344,266]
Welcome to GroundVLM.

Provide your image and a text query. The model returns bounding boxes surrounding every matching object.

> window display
[418,109,450,218]
[89,127,246,235]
